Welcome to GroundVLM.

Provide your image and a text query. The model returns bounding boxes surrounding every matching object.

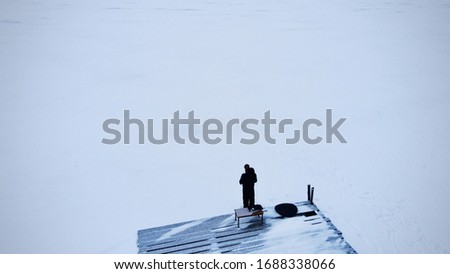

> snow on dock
[137,201,356,254]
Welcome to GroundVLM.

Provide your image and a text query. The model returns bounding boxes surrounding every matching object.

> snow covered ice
[1,0,450,253]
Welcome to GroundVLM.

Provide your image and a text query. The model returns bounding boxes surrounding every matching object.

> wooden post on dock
[307,184,311,202]
[310,187,315,204]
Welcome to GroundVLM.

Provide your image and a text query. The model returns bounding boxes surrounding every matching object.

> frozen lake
[1,0,450,253]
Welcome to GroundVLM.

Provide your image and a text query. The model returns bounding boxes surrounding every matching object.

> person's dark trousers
[243,188,249,208]
[248,187,255,209]
[243,186,255,209]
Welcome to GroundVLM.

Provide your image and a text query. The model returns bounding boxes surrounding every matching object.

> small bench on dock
[234,208,264,227]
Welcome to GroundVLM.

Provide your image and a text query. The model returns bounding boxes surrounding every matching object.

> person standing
[239,164,258,210]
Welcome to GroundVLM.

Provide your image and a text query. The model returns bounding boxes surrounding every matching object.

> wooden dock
[137,201,356,254]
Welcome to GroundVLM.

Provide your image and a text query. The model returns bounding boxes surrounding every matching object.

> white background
[1,0,450,253]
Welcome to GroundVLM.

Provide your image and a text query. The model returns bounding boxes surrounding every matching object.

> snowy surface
[1,0,450,253]
[137,202,355,254]
[257,211,350,254]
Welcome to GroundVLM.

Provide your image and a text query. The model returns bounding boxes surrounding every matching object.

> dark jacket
[239,172,257,188]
